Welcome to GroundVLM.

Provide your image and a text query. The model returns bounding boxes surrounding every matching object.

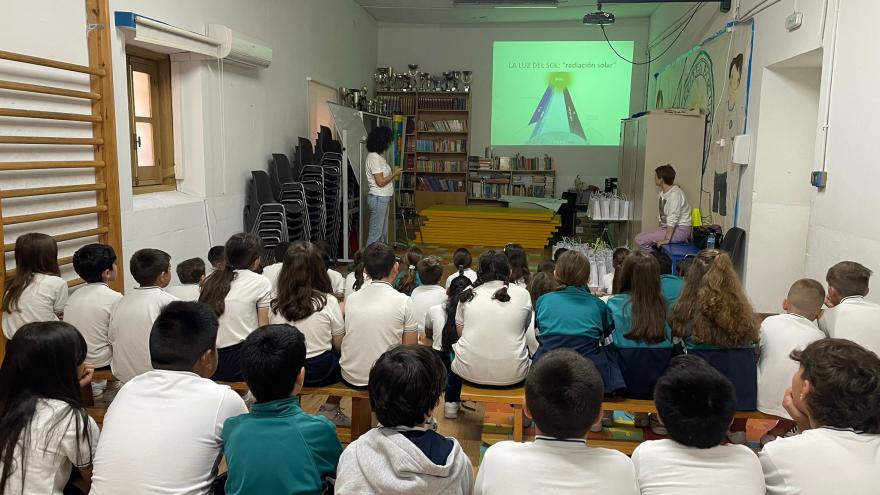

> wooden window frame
[125,46,175,193]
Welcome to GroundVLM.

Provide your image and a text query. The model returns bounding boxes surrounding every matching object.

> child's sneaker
[444,402,460,419]
[91,379,107,398]
[318,404,352,427]
[649,414,668,435]
[425,416,439,431]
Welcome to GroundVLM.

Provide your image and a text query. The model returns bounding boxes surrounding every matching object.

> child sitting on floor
[340,242,417,387]
[476,349,638,494]
[504,243,531,288]
[395,246,424,296]
[410,256,448,343]
[65,243,122,372]
[207,245,225,273]
[165,257,205,301]
[2,233,68,339]
[223,324,342,495]
[604,246,630,295]
[336,345,473,494]
[632,355,765,495]
[260,242,288,290]
[819,261,880,356]
[757,278,826,443]
[445,247,477,288]
[109,248,177,382]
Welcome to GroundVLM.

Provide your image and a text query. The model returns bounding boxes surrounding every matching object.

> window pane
[135,122,156,167]
[132,70,152,118]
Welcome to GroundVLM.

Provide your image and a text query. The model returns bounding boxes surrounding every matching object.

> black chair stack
[244,170,289,254]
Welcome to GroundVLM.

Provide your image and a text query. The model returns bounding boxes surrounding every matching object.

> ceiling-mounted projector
[583,10,615,25]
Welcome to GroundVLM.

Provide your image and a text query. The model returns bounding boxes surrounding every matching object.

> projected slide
[491,41,634,146]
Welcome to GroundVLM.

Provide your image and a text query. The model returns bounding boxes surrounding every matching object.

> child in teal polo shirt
[651,250,685,304]
[533,250,624,394]
[222,324,342,495]
[607,252,675,400]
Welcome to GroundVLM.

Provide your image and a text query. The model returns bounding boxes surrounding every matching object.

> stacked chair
[246,133,354,258]
[243,170,289,258]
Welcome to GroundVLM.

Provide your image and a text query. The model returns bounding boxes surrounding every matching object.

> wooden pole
[87,0,125,293]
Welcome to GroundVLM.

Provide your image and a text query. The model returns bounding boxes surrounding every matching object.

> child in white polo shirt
[165,257,205,301]
[760,339,880,495]
[410,256,447,343]
[92,302,248,495]
[476,349,637,494]
[65,243,122,395]
[2,233,68,339]
[445,247,478,289]
[757,279,826,441]
[199,233,271,382]
[632,355,765,495]
[819,261,880,356]
[109,248,177,382]
[340,242,418,387]
[261,242,288,291]
[315,240,345,299]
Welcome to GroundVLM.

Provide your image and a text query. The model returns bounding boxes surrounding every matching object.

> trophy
[407,64,419,91]
[452,71,463,92]
[461,70,473,92]
[443,72,455,92]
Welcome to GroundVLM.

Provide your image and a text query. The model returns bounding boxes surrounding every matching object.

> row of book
[417,176,466,192]
[470,181,510,199]
[417,159,466,173]
[478,154,555,171]
[418,119,468,132]
[418,95,468,111]
[377,95,416,115]
[400,173,415,189]
[416,138,467,152]
[398,191,415,209]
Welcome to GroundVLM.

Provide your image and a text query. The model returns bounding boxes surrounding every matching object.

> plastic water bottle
[707,233,716,249]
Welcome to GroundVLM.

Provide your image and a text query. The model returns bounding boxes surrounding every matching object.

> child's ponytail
[395,248,423,296]
[442,275,472,353]
[351,251,365,292]
[199,233,262,317]
[492,281,511,302]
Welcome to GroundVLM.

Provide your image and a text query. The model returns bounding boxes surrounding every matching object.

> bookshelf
[378,90,470,212]
[468,155,557,202]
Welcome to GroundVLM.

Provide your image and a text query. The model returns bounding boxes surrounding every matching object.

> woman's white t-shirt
[365,152,393,197]
[216,270,272,348]
[270,294,345,359]
[2,273,69,339]
[2,399,100,495]
[453,281,532,385]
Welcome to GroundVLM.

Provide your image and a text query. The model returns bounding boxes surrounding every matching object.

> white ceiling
[355,0,660,24]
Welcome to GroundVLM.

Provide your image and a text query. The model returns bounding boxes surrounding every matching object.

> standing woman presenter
[364,126,402,245]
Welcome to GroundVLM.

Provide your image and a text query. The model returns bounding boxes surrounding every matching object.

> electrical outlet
[786,12,803,31]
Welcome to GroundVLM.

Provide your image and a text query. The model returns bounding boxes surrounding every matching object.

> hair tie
[409,265,415,270]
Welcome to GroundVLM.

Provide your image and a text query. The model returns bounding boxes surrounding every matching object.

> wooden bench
[218,381,372,444]
[458,384,780,449]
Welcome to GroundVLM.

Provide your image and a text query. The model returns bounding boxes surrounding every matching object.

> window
[126,46,175,193]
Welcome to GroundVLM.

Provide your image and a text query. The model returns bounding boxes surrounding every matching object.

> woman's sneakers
[727,430,748,445]
[444,402,460,419]
[319,404,352,427]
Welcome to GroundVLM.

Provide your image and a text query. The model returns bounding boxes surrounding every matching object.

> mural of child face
[727,54,744,100]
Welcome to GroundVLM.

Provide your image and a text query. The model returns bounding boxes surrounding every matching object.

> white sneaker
[444,402,460,419]
[319,404,352,428]
[727,430,747,445]
[91,379,107,398]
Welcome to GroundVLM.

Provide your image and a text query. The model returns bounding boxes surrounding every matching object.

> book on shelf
[492,154,555,171]
[417,176,466,193]
[470,181,510,199]
[417,158,466,173]
[416,138,468,153]
[417,95,468,111]
[418,119,468,132]
[398,191,415,209]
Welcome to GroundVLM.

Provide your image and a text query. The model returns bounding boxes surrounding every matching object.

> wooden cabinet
[618,112,706,244]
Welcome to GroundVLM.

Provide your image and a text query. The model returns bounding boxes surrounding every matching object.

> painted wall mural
[653,21,753,230]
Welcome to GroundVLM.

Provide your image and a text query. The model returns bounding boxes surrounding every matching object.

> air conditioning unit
[207,24,272,69]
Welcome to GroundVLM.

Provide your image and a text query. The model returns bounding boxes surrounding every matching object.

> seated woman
[270,241,349,426]
[671,249,759,414]
[634,164,693,251]
[533,250,624,394]
[607,252,675,400]
[445,251,532,419]
[0,321,100,495]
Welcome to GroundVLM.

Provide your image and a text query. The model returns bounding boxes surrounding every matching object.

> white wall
[377,19,651,195]
[649,1,833,310]
[0,0,377,290]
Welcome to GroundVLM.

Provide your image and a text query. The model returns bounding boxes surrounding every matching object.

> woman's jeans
[367,194,391,245]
